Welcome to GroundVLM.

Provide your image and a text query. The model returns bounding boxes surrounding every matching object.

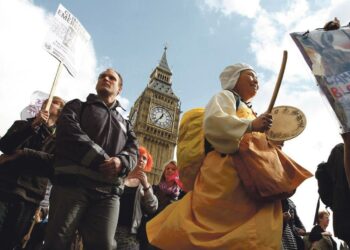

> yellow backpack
[177,94,240,191]
[177,108,205,191]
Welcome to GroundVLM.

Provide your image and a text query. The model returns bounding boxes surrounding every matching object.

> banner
[291,27,350,133]
[20,91,49,120]
[44,4,90,77]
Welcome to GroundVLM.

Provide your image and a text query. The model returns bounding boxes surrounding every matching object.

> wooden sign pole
[21,207,41,248]
[45,61,63,112]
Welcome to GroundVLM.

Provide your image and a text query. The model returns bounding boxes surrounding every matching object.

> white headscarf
[219,63,255,90]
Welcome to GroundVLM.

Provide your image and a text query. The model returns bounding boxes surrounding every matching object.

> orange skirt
[147,151,283,250]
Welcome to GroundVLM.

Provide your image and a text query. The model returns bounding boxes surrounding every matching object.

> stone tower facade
[129,48,180,184]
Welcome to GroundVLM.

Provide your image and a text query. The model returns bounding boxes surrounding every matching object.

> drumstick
[21,207,41,248]
[267,50,288,113]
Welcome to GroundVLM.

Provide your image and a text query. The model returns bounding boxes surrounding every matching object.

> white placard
[44,4,91,77]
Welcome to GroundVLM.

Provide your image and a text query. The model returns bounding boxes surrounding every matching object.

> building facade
[129,48,180,184]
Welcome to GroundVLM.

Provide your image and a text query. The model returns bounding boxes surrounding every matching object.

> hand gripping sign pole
[267,50,288,113]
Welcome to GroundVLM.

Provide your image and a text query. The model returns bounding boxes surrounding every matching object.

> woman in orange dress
[147,63,299,249]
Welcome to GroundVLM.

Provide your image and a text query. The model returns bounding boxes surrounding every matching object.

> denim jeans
[43,185,120,250]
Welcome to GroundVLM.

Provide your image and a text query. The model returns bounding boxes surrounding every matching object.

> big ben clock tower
[130,47,180,184]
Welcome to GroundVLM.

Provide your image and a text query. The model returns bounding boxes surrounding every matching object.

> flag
[291,27,350,133]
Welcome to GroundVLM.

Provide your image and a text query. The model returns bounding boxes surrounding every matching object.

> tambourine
[266,106,307,141]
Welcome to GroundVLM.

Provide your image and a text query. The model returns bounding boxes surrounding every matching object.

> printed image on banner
[44,4,90,77]
[291,27,350,133]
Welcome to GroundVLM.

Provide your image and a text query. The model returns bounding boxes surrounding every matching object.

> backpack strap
[313,197,321,225]
[79,101,87,123]
[204,138,214,155]
[231,91,241,109]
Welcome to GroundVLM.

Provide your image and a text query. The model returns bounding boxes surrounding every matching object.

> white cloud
[0,0,130,135]
[209,27,215,35]
[202,0,261,18]
[0,0,93,134]
[329,0,350,21]
[117,96,131,119]
[273,0,309,28]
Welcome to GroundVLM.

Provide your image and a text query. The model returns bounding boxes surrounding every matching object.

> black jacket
[53,94,138,191]
[0,119,55,205]
[309,225,337,250]
[321,143,350,243]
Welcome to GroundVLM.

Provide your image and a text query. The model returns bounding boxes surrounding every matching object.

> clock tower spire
[129,47,181,184]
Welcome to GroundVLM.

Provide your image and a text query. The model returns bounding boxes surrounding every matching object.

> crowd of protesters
[0,68,185,250]
[0,36,350,249]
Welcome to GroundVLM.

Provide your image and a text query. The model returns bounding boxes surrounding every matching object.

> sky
[0,0,349,241]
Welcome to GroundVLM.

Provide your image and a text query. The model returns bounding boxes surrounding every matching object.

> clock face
[150,106,172,129]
